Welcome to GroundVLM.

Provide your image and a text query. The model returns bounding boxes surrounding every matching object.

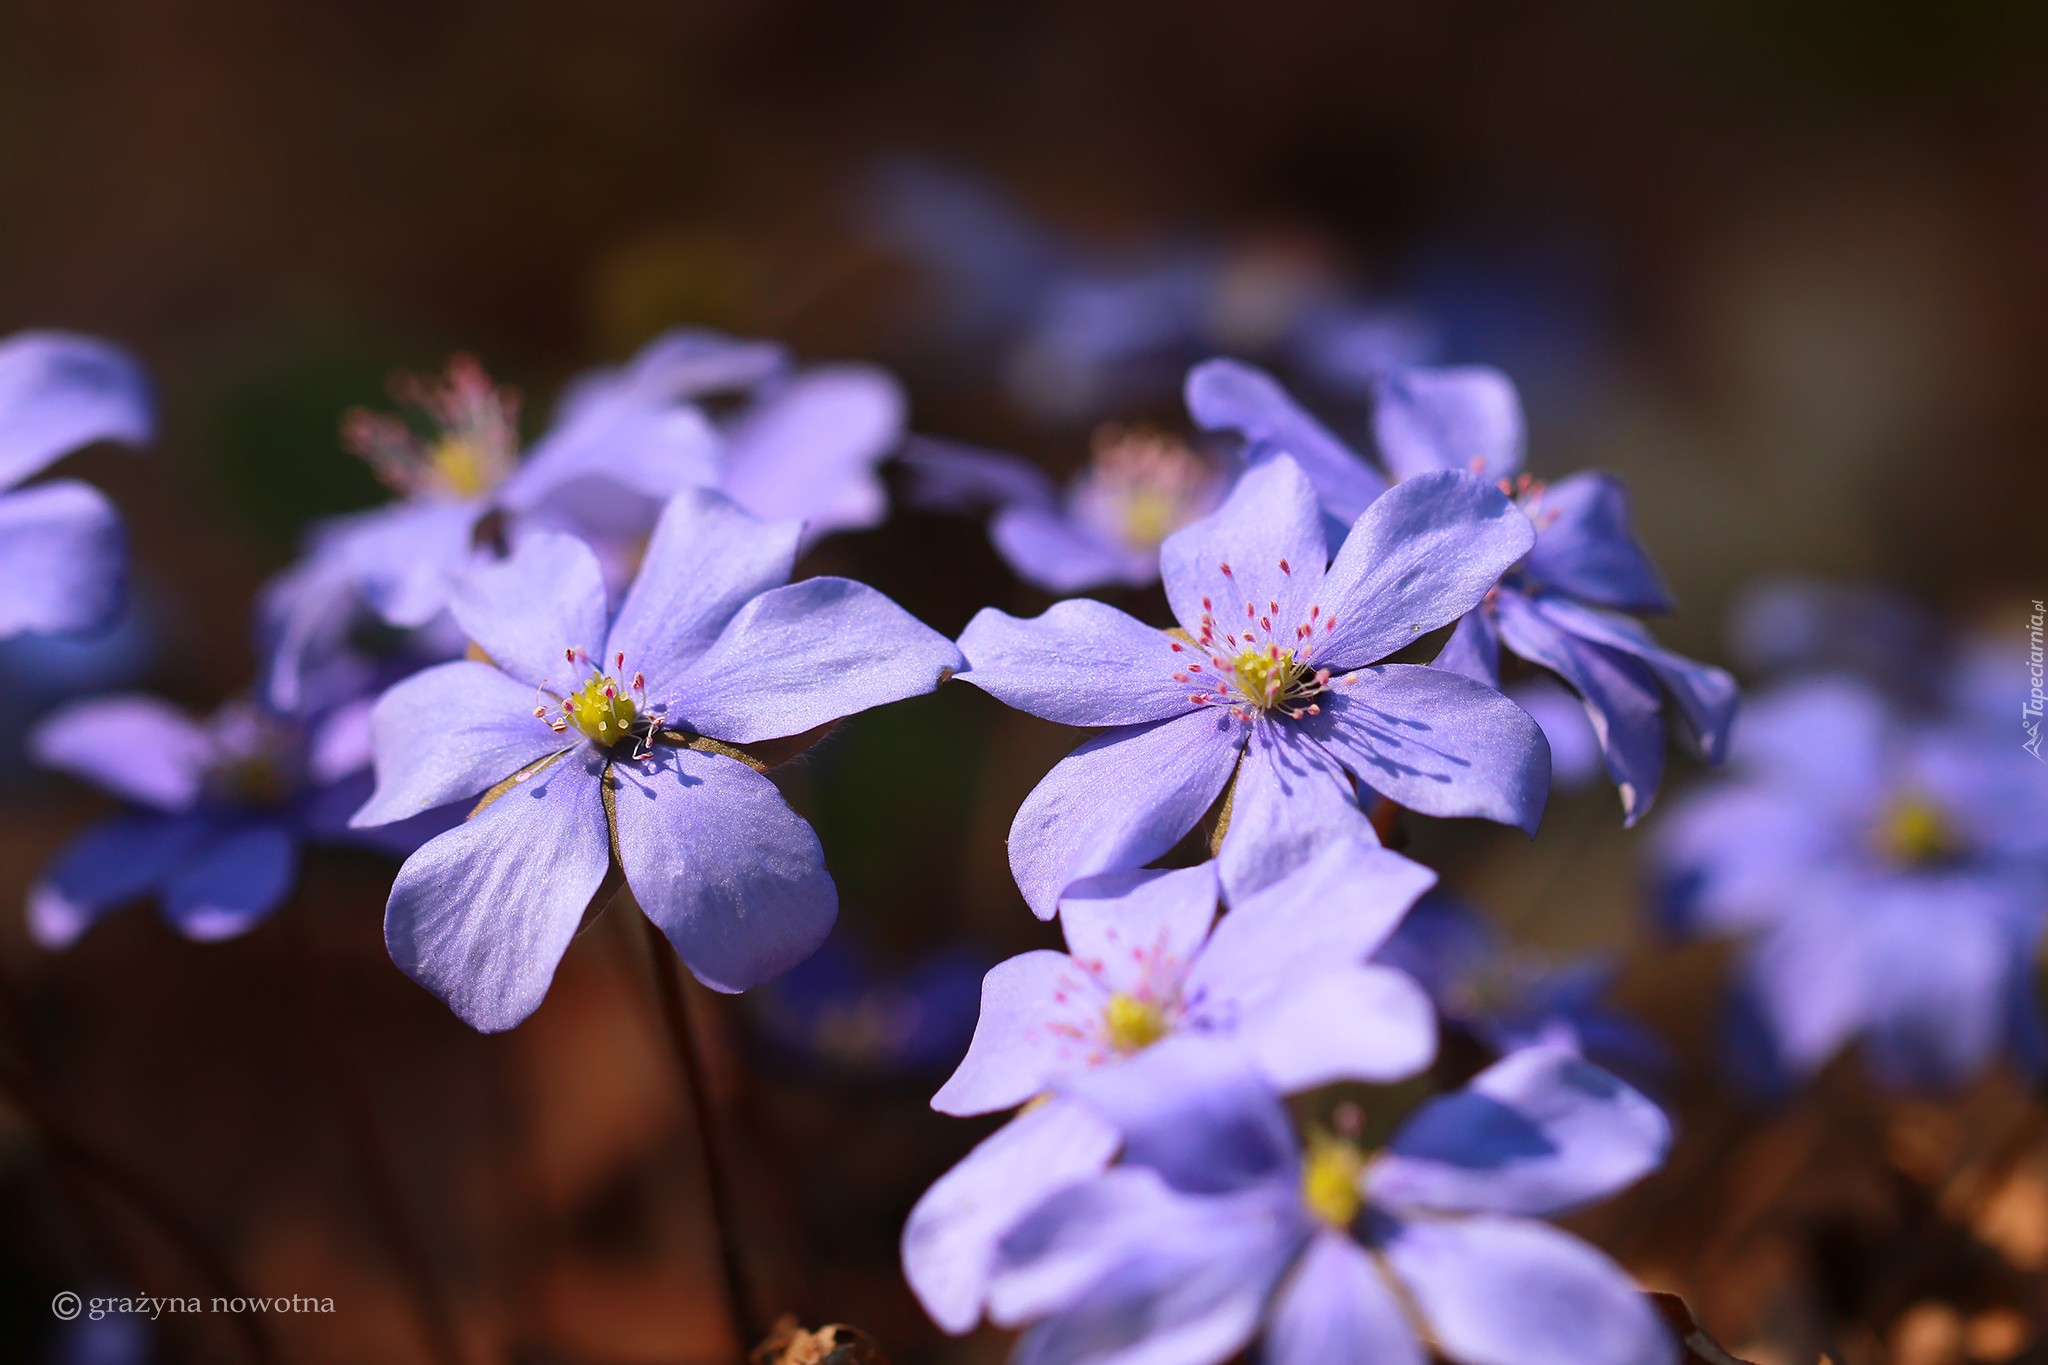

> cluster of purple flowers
[894,353,1721,1365]
[21,329,952,1013]
[17,305,1740,1365]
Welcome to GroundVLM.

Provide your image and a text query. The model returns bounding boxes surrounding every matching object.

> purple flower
[956,453,1549,916]
[1189,357,1737,825]
[1656,674,2048,1089]
[261,334,906,711]
[349,488,963,1032]
[1375,891,1668,1092]
[27,693,449,947]
[980,1039,1671,1365]
[0,331,153,638]
[902,425,1228,592]
[860,159,1430,423]
[902,842,1439,1333]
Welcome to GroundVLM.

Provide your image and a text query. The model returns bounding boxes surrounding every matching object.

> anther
[1278,558,1291,574]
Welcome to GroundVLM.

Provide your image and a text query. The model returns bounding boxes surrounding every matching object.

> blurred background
[2,2,2046,1362]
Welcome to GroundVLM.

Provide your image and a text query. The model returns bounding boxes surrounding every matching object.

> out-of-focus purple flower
[902,424,1229,593]
[859,159,1427,424]
[1656,674,2048,1090]
[350,489,962,1032]
[747,928,985,1077]
[261,333,906,712]
[1190,357,1736,825]
[1375,891,1668,1092]
[974,1039,1671,1365]
[0,331,153,638]
[903,844,1437,1333]
[957,454,1548,916]
[27,691,451,948]
[1728,576,1948,707]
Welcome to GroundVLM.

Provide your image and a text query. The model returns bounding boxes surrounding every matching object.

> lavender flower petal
[1371,365,1524,483]
[1239,964,1437,1091]
[1494,589,1665,824]
[1265,1230,1424,1365]
[1009,711,1244,919]
[670,577,963,744]
[992,504,1156,592]
[350,662,569,827]
[929,950,1089,1116]
[1433,608,1502,688]
[1195,841,1437,1001]
[615,745,835,993]
[1316,471,1532,670]
[902,1097,1121,1334]
[1184,357,1386,524]
[1369,1045,1669,1217]
[0,481,126,636]
[31,693,211,811]
[1532,595,1737,764]
[720,365,904,540]
[449,531,610,691]
[1058,863,1220,996]
[384,750,610,1032]
[1307,666,1550,834]
[1214,720,1380,903]
[1160,457,1329,650]
[1519,472,1672,614]
[0,331,152,490]
[603,487,801,690]
[28,813,208,949]
[1381,1215,1669,1365]
[161,822,300,941]
[957,601,1196,727]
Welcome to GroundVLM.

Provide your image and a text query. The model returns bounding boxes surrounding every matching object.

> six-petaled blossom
[348,487,963,1032]
[0,331,153,638]
[957,453,1550,915]
[903,842,1438,1333]
[1188,357,1737,824]
[1656,674,2048,1090]
[984,1039,1672,1365]
[27,693,451,946]
[903,423,1227,593]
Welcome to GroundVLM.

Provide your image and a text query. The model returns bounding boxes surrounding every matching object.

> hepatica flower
[903,423,1227,592]
[27,693,447,947]
[1657,674,2048,1090]
[957,453,1548,914]
[262,332,906,711]
[1189,357,1736,824]
[0,330,153,638]
[349,488,963,1032]
[904,843,1438,1333]
[985,1040,1671,1365]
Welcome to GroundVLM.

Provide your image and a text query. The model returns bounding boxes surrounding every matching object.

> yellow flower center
[1078,423,1214,552]
[1301,1134,1365,1228]
[1103,992,1168,1054]
[565,673,638,745]
[1876,794,1954,866]
[1230,646,1306,711]
[429,436,493,499]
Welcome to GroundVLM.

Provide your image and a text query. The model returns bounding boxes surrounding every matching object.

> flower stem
[638,911,762,1355]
